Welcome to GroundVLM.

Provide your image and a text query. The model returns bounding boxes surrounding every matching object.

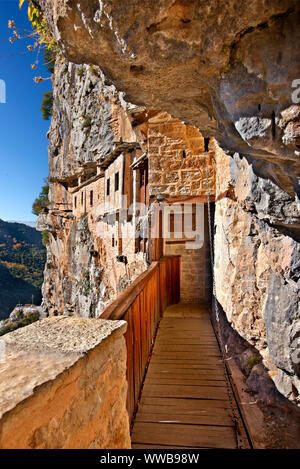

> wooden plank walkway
[131,303,250,449]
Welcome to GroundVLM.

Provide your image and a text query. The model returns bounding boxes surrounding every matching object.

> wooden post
[149,205,163,262]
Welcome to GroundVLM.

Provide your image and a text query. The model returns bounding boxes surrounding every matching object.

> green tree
[43,48,55,74]
[42,230,50,246]
[40,91,53,120]
[32,179,50,216]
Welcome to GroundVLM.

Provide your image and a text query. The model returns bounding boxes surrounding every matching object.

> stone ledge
[0,317,127,420]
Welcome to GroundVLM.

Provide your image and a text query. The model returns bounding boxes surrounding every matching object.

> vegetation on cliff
[0,220,46,319]
[32,178,49,216]
[40,90,53,120]
[17,0,58,56]
[32,179,50,246]
[0,310,39,336]
[9,1,57,121]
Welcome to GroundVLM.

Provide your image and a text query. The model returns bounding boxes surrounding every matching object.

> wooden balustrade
[101,256,181,420]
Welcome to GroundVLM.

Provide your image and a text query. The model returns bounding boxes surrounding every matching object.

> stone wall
[72,175,105,220]
[0,317,130,449]
[147,112,215,198]
[164,206,212,303]
[103,152,133,212]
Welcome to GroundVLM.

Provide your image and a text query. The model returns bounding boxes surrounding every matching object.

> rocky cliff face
[47,61,136,181]
[38,62,145,318]
[35,0,300,406]
[214,149,300,403]
[35,0,300,201]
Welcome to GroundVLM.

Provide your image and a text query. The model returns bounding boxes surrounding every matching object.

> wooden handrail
[101,255,181,420]
[100,261,159,321]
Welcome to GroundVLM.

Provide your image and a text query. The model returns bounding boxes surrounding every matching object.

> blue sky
[0,0,51,222]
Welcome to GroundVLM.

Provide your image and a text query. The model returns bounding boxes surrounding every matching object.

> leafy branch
[8,0,60,82]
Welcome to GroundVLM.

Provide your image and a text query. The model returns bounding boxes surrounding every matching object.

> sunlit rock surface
[214,149,300,404]
[35,0,300,198]
[33,0,300,407]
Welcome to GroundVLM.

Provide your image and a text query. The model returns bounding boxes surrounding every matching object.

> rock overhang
[34,0,300,196]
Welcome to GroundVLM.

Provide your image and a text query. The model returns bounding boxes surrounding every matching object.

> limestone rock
[214,149,300,404]
[264,271,300,400]
[48,62,136,182]
[35,0,300,197]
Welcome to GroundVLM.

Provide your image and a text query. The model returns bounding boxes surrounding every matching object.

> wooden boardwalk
[131,303,250,449]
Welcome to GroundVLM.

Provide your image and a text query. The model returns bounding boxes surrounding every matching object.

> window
[135,236,141,254]
[140,170,145,188]
[90,190,93,206]
[81,191,84,206]
[112,235,115,247]
[139,160,148,188]
[74,196,77,209]
[115,172,119,192]
[139,160,149,204]
[118,235,123,256]
[106,178,110,196]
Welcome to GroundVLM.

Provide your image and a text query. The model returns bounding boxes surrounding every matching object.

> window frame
[115,171,119,192]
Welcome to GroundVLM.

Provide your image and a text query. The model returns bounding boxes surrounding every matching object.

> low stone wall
[0,317,130,449]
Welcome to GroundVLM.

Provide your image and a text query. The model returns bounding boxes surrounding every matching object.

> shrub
[40,91,53,120]
[246,354,261,369]
[32,179,49,216]
[81,115,92,129]
[42,231,50,246]
[43,48,55,74]
[0,311,40,336]
[78,67,85,78]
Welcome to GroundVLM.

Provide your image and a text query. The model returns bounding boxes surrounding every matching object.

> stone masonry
[0,317,130,449]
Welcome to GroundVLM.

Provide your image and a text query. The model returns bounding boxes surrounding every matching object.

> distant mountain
[0,219,46,319]
[6,220,37,228]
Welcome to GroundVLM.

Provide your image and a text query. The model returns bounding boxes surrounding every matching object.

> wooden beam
[163,195,215,204]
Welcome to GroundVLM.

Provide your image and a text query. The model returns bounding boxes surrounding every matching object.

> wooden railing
[101,256,180,420]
